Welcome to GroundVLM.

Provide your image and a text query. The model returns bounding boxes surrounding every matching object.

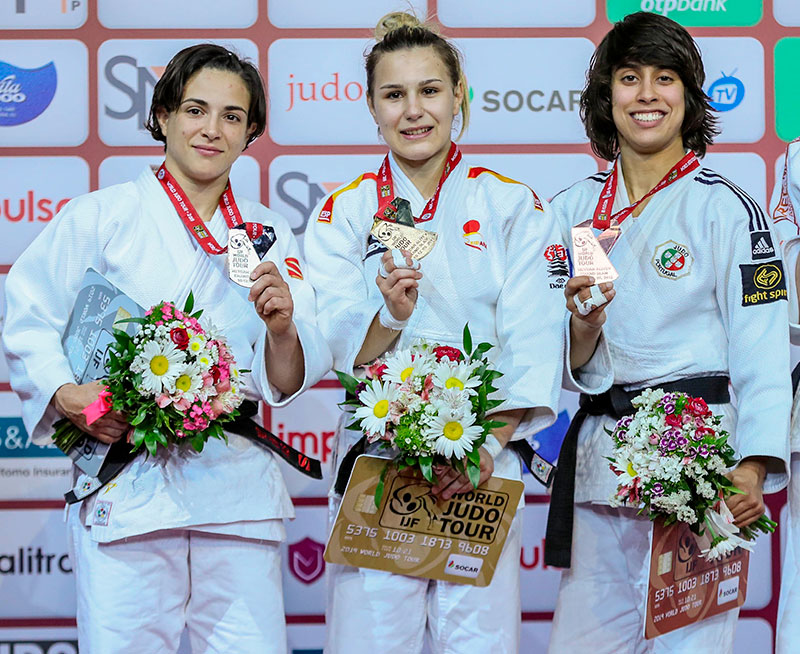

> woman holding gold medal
[546,12,791,653]
[304,11,612,654]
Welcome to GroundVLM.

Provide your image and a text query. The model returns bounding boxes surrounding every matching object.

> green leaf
[374,464,389,509]
[184,291,195,315]
[462,324,472,359]
[335,370,359,396]
[419,456,433,483]
[154,430,169,448]
[466,447,481,466]
[130,404,148,426]
[114,316,148,325]
[191,434,205,452]
[467,459,480,488]
[145,436,157,456]
[132,427,147,448]
[474,342,492,357]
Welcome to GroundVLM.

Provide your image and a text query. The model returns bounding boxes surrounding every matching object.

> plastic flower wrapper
[337,324,505,507]
[52,292,247,456]
[607,388,776,561]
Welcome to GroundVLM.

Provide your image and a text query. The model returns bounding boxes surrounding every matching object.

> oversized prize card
[645,518,749,639]
[60,268,145,475]
[324,455,524,587]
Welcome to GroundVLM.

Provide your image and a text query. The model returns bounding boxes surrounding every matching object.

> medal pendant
[370,218,438,260]
[227,230,261,287]
[571,225,619,284]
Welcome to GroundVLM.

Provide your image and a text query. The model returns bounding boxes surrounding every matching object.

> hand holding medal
[248,261,295,336]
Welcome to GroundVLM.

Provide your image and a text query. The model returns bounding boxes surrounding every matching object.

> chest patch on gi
[463,220,486,251]
[543,243,569,289]
[93,500,112,527]
[740,260,787,306]
[651,240,693,280]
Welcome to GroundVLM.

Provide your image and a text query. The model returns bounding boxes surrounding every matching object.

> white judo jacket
[552,159,791,503]
[2,167,332,542]
[304,152,612,485]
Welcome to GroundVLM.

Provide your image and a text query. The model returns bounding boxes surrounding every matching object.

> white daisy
[383,349,432,385]
[134,339,185,395]
[172,362,204,402]
[353,381,399,437]
[431,360,481,395]
[609,450,639,486]
[424,412,483,459]
[187,333,207,355]
[432,387,472,421]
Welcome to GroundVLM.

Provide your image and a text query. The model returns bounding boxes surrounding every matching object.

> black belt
[65,401,322,504]
[793,361,800,395]
[544,376,730,569]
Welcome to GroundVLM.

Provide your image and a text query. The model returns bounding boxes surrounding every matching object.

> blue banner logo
[0,417,63,458]
[0,60,58,126]
[707,70,745,112]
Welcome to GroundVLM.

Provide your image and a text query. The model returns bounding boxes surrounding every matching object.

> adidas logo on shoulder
[750,231,775,260]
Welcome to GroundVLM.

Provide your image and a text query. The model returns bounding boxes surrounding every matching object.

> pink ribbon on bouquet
[82,388,113,426]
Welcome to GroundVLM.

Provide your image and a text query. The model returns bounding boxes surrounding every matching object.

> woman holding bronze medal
[2,44,331,653]
[304,12,611,654]
[546,12,791,653]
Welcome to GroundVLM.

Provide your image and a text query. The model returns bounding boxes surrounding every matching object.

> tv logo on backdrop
[103,55,163,131]
[707,70,745,112]
[0,61,57,127]
[0,642,78,654]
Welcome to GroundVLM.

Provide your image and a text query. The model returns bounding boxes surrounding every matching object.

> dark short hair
[581,11,718,160]
[145,43,266,148]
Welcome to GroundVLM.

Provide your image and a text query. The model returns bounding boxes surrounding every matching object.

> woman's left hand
[249,261,294,335]
[431,448,494,501]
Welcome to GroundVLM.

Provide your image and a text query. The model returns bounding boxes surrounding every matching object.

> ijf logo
[288,537,325,584]
[651,240,693,280]
[0,61,57,126]
[463,220,486,251]
[93,500,112,526]
[707,69,745,112]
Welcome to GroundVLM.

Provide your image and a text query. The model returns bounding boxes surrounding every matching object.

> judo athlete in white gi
[2,45,331,654]
[770,138,800,654]
[303,12,611,654]
[546,13,791,654]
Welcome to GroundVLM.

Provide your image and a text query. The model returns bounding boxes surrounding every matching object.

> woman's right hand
[375,249,422,322]
[53,381,128,444]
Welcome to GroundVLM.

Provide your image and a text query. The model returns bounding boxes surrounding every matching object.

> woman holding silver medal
[2,44,331,654]
[546,12,791,653]
[304,11,611,654]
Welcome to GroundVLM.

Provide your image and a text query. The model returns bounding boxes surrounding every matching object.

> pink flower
[649,434,659,444]
[216,378,231,393]
[665,414,682,428]
[202,372,214,388]
[420,374,434,402]
[363,361,388,380]
[156,394,172,408]
[155,320,164,326]
[175,397,191,412]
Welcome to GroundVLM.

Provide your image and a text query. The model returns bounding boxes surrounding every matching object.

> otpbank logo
[268,39,376,145]
[607,0,762,26]
[98,39,258,146]
[0,0,87,29]
[775,39,800,142]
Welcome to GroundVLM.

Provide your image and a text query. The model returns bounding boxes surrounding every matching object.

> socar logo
[707,69,745,112]
[0,60,57,126]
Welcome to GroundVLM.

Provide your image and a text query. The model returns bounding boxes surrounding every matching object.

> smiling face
[157,67,255,190]
[611,63,686,160]
[367,46,463,174]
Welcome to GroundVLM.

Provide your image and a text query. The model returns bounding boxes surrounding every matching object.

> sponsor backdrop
[0,0,797,651]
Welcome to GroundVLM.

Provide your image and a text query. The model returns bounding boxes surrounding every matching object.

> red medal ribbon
[593,152,699,230]
[374,142,462,224]
[156,163,263,255]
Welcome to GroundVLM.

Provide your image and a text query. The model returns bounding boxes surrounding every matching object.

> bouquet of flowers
[608,388,776,561]
[53,293,246,455]
[336,325,504,506]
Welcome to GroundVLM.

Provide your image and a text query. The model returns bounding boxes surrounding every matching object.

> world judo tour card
[325,455,524,586]
[60,268,145,476]
[645,518,749,639]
